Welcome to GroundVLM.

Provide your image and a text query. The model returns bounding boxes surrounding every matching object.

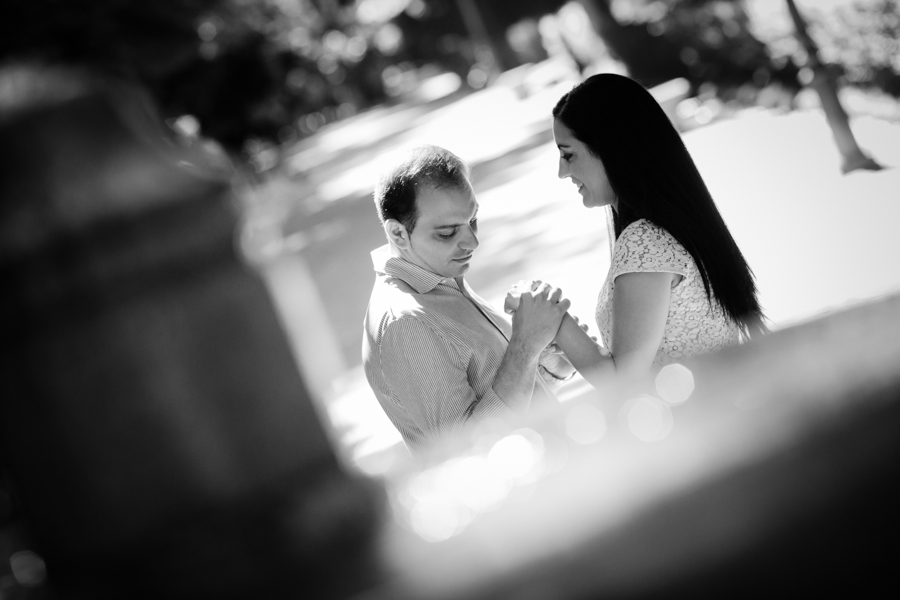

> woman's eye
[469,218,478,229]
[561,152,573,162]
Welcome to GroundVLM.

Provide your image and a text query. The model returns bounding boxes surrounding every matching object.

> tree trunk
[786,0,881,174]
[455,0,512,80]
[584,0,688,87]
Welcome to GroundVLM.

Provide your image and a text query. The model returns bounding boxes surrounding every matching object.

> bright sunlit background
[242,2,900,474]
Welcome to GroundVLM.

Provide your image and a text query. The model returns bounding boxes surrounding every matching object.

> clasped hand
[505,280,570,355]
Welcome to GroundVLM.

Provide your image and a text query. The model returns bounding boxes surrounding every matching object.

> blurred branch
[454,0,502,76]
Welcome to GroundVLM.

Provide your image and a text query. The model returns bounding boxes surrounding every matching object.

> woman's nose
[558,158,568,179]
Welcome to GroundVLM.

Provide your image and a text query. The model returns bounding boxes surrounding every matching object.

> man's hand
[493,281,570,411]
[509,282,570,358]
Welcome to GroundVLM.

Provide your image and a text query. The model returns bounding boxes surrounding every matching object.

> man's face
[401,184,479,279]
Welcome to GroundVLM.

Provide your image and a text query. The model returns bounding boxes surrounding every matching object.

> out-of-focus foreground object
[365,290,900,598]
[0,65,382,599]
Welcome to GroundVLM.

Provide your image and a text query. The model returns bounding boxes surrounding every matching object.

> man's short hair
[373,145,471,234]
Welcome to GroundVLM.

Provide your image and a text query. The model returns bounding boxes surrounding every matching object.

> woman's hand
[505,279,543,314]
[538,343,575,382]
[504,280,533,314]
[509,282,570,357]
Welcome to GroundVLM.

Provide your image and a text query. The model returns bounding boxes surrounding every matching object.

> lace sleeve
[609,219,691,282]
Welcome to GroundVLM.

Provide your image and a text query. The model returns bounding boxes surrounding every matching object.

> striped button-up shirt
[363,245,555,451]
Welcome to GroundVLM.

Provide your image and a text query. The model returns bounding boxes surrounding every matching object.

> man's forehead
[417,186,477,224]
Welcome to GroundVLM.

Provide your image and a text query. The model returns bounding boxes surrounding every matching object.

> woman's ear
[384,219,410,249]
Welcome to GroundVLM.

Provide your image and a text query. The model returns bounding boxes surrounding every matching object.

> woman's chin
[581,194,600,209]
[582,193,613,209]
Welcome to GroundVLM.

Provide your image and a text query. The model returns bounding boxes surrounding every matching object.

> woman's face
[553,119,617,210]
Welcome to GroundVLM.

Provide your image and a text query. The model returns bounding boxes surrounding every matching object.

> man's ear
[384,218,410,249]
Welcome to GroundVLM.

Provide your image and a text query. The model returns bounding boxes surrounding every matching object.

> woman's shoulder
[618,219,681,249]
[612,218,692,273]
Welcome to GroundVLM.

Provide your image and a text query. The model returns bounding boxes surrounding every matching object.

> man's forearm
[491,338,541,411]
[495,281,570,408]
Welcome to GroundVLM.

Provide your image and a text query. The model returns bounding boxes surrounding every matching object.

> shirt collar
[371,244,456,294]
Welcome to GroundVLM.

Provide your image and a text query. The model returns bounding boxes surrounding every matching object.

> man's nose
[460,225,479,250]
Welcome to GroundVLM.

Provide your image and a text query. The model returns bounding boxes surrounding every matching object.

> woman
[512,74,766,386]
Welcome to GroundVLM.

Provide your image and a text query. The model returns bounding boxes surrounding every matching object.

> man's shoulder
[369,274,427,316]
[365,277,435,346]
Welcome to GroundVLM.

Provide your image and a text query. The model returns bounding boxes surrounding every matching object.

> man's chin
[448,262,470,277]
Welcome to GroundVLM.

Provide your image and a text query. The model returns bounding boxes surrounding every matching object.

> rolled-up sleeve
[381,317,512,440]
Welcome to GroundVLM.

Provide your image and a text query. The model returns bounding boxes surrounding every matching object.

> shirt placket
[452,281,509,342]
[453,279,559,405]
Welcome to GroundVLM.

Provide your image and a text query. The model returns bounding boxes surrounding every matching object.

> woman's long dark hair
[553,74,766,337]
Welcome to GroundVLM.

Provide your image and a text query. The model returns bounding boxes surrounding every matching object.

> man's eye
[437,230,456,240]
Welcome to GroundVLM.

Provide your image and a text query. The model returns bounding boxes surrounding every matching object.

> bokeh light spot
[564,403,606,445]
[10,550,47,587]
[409,493,464,542]
[655,363,695,405]
[197,21,217,42]
[374,23,402,55]
[346,36,368,61]
[170,114,200,138]
[622,395,673,442]
[488,432,541,479]
[467,67,488,89]
[443,456,508,513]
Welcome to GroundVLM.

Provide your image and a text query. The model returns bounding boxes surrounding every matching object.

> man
[362,145,574,451]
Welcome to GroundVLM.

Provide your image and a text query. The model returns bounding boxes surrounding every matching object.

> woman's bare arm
[610,271,674,378]
[505,273,674,388]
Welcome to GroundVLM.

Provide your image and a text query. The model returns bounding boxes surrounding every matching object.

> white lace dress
[595,219,740,367]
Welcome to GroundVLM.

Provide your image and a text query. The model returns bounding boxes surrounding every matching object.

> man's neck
[389,242,464,284]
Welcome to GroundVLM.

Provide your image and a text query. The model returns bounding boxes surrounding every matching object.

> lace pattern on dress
[596,219,740,367]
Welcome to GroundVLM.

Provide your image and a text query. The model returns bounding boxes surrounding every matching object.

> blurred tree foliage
[582,0,801,91]
[822,0,900,95]
[390,0,803,93]
[751,0,900,97]
[2,0,894,157]
[0,0,396,154]
[388,1,473,77]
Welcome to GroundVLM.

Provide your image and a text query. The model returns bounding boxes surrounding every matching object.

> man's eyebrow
[433,208,478,229]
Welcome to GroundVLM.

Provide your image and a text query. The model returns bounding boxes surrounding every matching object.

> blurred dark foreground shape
[0,65,383,599]
[0,65,898,600]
